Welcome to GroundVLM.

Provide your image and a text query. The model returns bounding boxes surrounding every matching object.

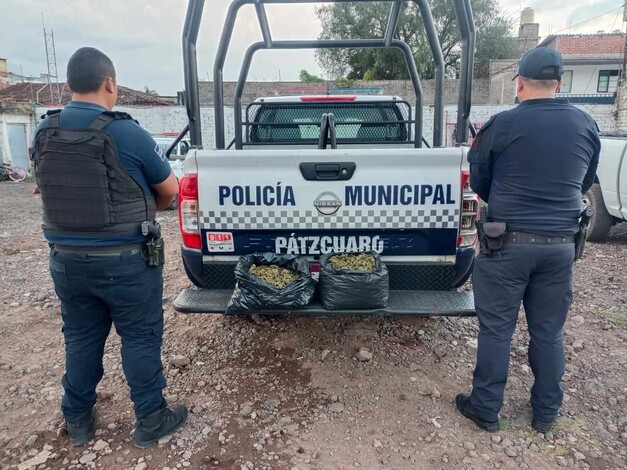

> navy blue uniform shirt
[467,98,600,236]
[35,101,172,246]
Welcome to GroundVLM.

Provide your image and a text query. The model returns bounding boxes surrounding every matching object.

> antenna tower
[42,13,61,104]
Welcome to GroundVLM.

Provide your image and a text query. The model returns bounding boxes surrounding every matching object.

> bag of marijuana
[319,251,389,310]
[226,253,316,314]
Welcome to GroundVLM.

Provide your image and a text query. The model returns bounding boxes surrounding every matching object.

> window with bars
[597,70,619,93]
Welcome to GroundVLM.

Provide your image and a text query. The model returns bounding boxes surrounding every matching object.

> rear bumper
[179,245,476,316]
[181,247,205,288]
[174,288,475,316]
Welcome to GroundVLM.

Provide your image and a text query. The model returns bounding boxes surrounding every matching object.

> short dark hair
[520,77,559,91]
[66,47,116,94]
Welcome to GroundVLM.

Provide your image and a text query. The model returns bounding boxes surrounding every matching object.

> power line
[490,4,625,78]
[610,6,622,31]
[550,5,623,35]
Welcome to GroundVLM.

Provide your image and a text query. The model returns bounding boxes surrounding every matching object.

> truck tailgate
[195,148,463,262]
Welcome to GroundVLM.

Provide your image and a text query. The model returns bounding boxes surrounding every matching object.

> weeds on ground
[499,420,515,432]
[589,308,627,326]
[555,444,569,456]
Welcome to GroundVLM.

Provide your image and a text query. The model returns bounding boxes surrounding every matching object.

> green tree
[315,0,519,80]
[334,76,355,88]
[299,69,324,82]
[144,86,158,96]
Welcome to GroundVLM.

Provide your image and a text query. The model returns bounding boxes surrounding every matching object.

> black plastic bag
[319,251,389,310]
[226,253,316,314]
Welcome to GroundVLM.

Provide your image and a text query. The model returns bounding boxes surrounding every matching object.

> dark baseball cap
[513,46,564,80]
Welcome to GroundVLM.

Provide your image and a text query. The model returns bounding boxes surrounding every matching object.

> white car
[153,137,190,160]
[152,137,190,208]
[585,136,627,241]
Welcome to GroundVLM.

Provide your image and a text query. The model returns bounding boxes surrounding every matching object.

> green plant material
[249,264,301,289]
[329,253,376,271]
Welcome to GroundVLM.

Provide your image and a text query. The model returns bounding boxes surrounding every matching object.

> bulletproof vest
[34,110,156,237]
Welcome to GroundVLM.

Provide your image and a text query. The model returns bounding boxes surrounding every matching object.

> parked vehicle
[152,137,190,209]
[171,0,480,316]
[154,136,190,161]
[584,136,627,241]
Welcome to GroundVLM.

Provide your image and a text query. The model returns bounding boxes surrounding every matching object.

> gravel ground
[0,181,625,470]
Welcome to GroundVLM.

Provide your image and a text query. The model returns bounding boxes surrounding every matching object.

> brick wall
[198,79,490,106]
[35,102,619,150]
[577,104,617,134]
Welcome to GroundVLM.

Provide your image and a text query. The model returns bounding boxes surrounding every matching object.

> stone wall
[614,81,627,136]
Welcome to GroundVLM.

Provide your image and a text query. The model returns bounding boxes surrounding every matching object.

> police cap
[514,46,564,80]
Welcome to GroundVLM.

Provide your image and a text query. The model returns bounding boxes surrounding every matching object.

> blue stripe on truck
[201,228,458,257]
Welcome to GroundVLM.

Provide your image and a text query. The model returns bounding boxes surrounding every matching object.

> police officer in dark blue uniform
[33,47,187,448]
[455,47,600,433]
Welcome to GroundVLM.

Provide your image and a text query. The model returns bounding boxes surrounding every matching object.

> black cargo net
[245,100,411,144]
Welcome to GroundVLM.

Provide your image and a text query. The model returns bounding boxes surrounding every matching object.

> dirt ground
[0,181,625,470]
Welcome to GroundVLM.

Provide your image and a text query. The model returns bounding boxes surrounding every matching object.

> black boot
[131,405,188,448]
[531,417,554,433]
[455,393,500,432]
[66,409,95,446]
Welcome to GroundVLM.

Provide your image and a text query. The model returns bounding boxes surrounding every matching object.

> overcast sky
[0,0,622,96]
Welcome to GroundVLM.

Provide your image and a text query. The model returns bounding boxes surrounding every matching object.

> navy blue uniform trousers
[49,248,166,423]
[470,242,575,424]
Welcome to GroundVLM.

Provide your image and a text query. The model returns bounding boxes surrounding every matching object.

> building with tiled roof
[539,32,625,99]
[0,82,172,107]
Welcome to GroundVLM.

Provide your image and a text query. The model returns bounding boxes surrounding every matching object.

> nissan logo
[314,191,342,216]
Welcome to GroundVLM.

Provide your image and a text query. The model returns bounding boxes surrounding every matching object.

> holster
[143,237,165,267]
[477,221,507,256]
[141,221,165,267]
[574,205,594,261]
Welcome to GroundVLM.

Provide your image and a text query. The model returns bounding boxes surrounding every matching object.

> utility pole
[42,13,61,104]
[623,0,627,79]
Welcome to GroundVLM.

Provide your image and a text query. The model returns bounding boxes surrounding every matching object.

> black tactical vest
[34,110,156,237]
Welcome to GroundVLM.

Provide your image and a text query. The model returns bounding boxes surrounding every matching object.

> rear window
[247,101,410,144]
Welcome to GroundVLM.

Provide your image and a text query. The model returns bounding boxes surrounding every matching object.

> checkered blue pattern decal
[199,209,460,230]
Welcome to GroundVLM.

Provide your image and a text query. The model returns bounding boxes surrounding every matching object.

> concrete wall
[198,79,491,106]
[488,60,518,105]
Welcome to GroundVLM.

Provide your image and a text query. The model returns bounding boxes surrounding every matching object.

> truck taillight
[178,174,201,249]
[461,170,471,193]
[458,170,479,248]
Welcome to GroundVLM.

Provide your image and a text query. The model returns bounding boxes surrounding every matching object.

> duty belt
[52,243,143,256]
[506,232,575,244]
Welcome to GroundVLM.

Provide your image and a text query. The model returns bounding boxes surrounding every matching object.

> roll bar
[181,0,476,149]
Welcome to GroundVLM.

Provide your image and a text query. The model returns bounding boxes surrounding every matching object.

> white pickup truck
[585,136,627,241]
[171,0,480,316]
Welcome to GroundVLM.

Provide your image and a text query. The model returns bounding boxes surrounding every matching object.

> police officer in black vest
[33,48,187,448]
[455,47,600,433]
